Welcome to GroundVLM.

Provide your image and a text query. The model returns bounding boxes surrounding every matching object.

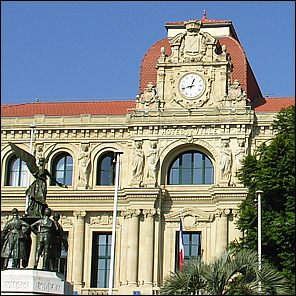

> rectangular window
[175,231,202,270]
[91,232,112,288]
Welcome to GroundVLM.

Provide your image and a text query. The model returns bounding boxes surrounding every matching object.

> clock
[179,73,205,98]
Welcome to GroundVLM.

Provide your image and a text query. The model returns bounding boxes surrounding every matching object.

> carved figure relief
[146,140,159,184]
[34,143,44,163]
[132,140,144,183]
[234,139,246,172]
[220,139,232,182]
[77,143,91,189]
[136,82,161,110]
[223,80,250,107]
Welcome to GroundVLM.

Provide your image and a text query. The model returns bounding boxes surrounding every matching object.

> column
[119,210,129,285]
[126,209,140,285]
[72,211,86,291]
[138,209,156,285]
[216,209,229,254]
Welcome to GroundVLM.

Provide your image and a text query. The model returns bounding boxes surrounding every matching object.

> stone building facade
[1,14,294,295]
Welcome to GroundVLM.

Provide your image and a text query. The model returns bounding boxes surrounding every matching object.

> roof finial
[203,10,207,19]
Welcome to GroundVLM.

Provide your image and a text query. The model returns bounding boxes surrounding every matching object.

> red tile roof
[139,38,171,95]
[1,101,136,117]
[253,97,295,112]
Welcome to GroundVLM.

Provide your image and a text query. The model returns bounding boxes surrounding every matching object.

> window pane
[181,168,192,184]
[99,235,107,244]
[193,168,202,184]
[191,245,199,255]
[193,153,202,168]
[182,153,192,168]
[191,234,199,244]
[99,245,106,255]
[183,234,189,244]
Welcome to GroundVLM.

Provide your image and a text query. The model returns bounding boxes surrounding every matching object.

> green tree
[160,248,289,295]
[236,105,295,294]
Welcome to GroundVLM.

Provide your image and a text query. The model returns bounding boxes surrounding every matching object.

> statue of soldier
[30,207,55,270]
[1,208,31,269]
[50,212,68,272]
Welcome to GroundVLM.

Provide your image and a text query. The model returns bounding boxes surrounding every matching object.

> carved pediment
[166,20,224,63]
[165,207,213,222]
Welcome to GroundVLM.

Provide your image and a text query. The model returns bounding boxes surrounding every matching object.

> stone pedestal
[1,269,73,295]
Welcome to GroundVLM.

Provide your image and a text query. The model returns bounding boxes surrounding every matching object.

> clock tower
[136,15,255,112]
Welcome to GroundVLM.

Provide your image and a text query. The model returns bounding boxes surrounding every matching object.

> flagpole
[108,151,123,295]
[179,210,185,270]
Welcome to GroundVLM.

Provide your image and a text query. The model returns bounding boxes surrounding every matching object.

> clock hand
[185,78,196,89]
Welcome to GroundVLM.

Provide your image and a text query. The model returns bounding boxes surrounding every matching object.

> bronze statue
[30,207,55,270]
[8,142,68,218]
[50,212,68,272]
[1,208,31,269]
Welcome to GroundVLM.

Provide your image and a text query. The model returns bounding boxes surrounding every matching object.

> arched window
[168,151,213,185]
[51,153,73,186]
[6,156,29,186]
[97,152,115,185]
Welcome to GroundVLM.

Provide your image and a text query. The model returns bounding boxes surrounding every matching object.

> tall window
[51,153,73,186]
[176,232,202,269]
[91,233,112,288]
[6,156,29,186]
[168,151,213,185]
[97,152,115,185]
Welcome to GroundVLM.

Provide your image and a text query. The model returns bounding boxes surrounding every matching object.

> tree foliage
[235,105,295,294]
[160,248,289,295]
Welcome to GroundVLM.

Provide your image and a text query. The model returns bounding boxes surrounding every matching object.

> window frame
[6,155,29,186]
[51,152,73,186]
[168,151,213,185]
[175,231,202,270]
[96,152,115,186]
[91,232,112,288]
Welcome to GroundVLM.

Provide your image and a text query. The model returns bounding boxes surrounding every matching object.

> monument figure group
[1,143,68,271]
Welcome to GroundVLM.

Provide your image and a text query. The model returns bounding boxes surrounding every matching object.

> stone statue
[31,207,55,270]
[136,82,159,110]
[132,140,144,183]
[235,139,246,172]
[34,143,44,163]
[226,80,250,107]
[8,142,68,218]
[1,208,31,269]
[77,143,91,188]
[220,139,232,182]
[147,140,159,184]
[50,212,68,272]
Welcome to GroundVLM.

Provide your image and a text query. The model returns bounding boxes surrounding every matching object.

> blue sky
[1,1,295,104]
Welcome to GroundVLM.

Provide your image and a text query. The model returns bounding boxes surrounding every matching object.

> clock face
[179,73,205,98]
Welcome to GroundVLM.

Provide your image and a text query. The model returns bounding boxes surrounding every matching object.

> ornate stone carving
[34,143,44,163]
[77,142,91,189]
[220,139,232,183]
[168,20,223,64]
[136,82,163,110]
[121,209,141,219]
[146,140,159,186]
[73,211,86,219]
[90,212,112,225]
[60,215,73,226]
[223,80,250,107]
[131,140,145,185]
[234,138,246,173]
[142,209,156,218]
